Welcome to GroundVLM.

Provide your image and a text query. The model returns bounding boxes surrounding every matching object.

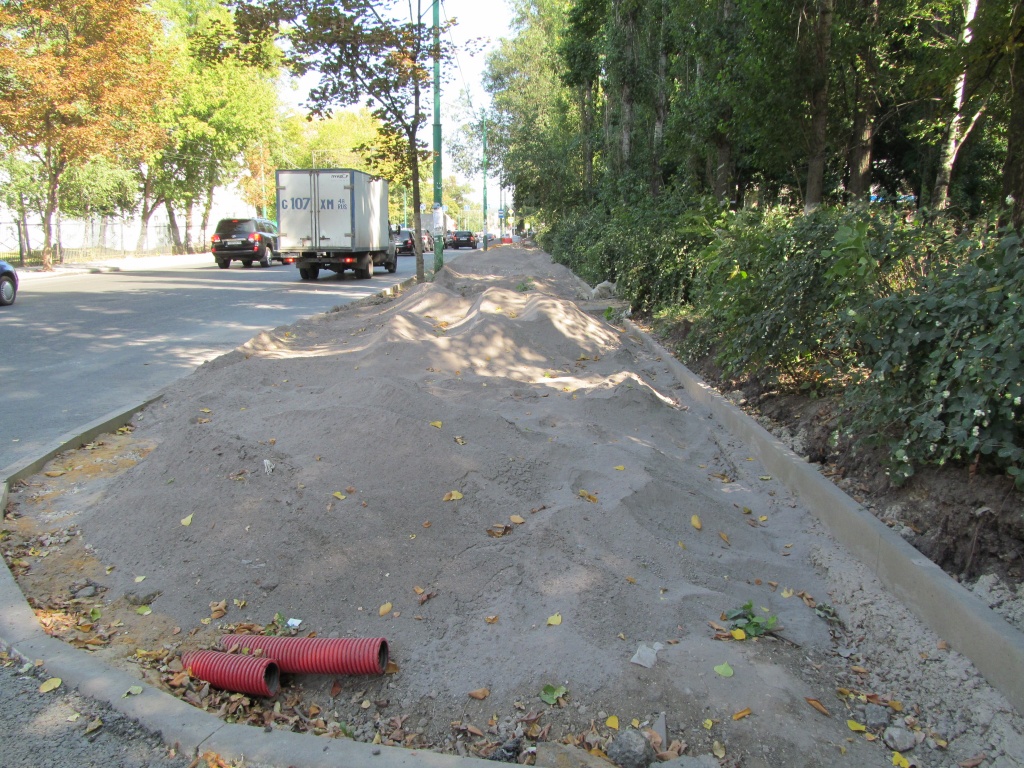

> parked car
[210,217,279,268]
[449,230,477,249]
[0,260,18,306]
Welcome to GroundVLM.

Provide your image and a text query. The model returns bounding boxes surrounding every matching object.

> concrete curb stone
[623,318,1024,715]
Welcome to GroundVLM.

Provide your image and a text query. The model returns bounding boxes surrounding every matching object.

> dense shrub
[542,199,1023,488]
[846,228,1023,487]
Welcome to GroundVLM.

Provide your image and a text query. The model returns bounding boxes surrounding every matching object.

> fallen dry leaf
[180,514,193,526]
[487,524,513,538]
[468,688,490,700]
[732,708,751,721]
[578,489,598,503]
[805,698,831,716]
[413,586,425,595]
[547,613,562,626]
[719,531,730,545]
[379,602,393,616]
[39,678,61,693]
[443,490,463,502]
[605,715,619,730]
[510,514,526,525]
[691,515,702,530]
[485,616,499,624]
[430,421,443,429]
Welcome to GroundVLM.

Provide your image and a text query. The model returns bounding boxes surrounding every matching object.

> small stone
[371,747,381,755]
[864,703,890,729]
[75,586,97,598]
[882,727,917,753]
[606,729,655,768]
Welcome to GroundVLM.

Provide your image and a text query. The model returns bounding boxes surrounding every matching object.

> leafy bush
[845,228,1024,487]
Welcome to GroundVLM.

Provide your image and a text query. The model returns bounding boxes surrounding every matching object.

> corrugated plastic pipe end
[181,649,280,698]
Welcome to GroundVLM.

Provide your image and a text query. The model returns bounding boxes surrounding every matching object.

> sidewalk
[15,253,216,281]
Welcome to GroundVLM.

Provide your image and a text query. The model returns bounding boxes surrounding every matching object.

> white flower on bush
[1016,396,1022,406]
[942,391,950,399]
[973,409,985,418]
[972,426,980,437]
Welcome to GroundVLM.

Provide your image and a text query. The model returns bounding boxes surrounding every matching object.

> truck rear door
[314,171,354,250]
[277,171,314,252]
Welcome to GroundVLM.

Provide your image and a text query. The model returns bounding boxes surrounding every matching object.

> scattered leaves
[332,492,346,500]
[719,531,730,545]
[732,708,751,721]
[430,421,443,429]
[123,685,143,698]
[847,720,867,732]
[578,489,598,503]
[605,715,619,729]
[487,524,513,538]
[510,514,525,525]
[539,684,567,705]
[712,741,726,759]
[485,616,499,624]
[614,465,625,471]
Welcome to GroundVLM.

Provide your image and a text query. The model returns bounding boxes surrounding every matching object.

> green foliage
[847,227,1024,487]
[539,683,567,705]
[724,601,777,638]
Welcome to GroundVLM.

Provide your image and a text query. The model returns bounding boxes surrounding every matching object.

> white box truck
[276,168,397,280]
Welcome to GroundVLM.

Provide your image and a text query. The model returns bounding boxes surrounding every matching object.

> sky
[277,0,516,220]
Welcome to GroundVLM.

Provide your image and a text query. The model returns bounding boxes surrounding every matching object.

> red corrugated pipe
[220,635,389,676]
[181,649,280,698]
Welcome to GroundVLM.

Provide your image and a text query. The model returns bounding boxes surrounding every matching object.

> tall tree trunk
[805,0,835,213]
[17,194,31,267]
[201,186,215,251]
[651,0,668,198]
[581,83,595,200]
[164,200,183,254]
[848,88,875,200]
[932,0,980,211]
[713,136,733,203]
[183,204,195,254]
[1001,1,1024,230]
[135,169,163,253]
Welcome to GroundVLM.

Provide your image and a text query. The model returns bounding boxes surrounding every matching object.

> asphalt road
[0,254,427,471]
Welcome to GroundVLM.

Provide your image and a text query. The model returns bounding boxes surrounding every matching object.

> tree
[0,0,168,269]
[0,151,45,265]
[234,0,456,282]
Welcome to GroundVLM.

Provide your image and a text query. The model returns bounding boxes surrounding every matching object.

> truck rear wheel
[356,256,374,280]
[299,266,319,280]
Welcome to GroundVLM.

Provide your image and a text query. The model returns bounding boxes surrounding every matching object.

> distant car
[0,260,18,306]
[449,230,477,250]
[395,229,416,255]
[210,217,279,268]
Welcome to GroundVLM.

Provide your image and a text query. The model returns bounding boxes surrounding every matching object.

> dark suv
[211,217,279,268]
[449,230,477,249]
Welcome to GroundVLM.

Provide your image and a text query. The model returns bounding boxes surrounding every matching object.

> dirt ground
[3,246,1023,768]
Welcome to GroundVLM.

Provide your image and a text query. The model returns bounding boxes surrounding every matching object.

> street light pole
[482,114,488,252]
[432,0,444,273]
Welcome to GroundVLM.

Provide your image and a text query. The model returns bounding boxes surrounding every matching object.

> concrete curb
[623,319,1024,715]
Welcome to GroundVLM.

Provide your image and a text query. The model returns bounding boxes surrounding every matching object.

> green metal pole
[482,114,488,251]
[403,187,408,227]
[432,0,444,273]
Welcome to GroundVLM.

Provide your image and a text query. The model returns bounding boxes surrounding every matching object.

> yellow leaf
[333,492,346,500]
[385,660,400,674]
[485,616,499,624]
[781,588,794,598]
[84,718,103,734]
[732,708,751,721]
[605,715,619,730]
[712,741,725,758]
[730,628,746,641]
[379,602,393,616]
[413,586,425,595]
[847,720,867,732]
[468,687,490,700]
[719,531,730,545]
[677,540,686,549]
[578,489,598,503]
[759,515,768,522]
[547,613,562,626]
[39,678,62,693]
[626,576,637,584]
[702,719,714,730]
[134,575,146,583]
[197,418,211,424]
[892,753,910,768]
[691,515,702,530]
[614,465,625,471]
[631,718,640,728]
[45,470,66,477]
[180,514,193,526]
[888,700,904,713]
[200,617,211,625]
[510,515,526,524]
[430,421,443,428]
[443,490,463,501]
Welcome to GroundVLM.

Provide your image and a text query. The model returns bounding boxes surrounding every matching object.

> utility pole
[482,114,488,251]
[432,0,444,273]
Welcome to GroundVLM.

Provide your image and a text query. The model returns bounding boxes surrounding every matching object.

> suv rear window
[455,231,473,237]
[216,219,256,235]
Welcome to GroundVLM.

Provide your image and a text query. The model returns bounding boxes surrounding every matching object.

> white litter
[263,459,275,475]
[630,642,665,668]
[286,618,302,628]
